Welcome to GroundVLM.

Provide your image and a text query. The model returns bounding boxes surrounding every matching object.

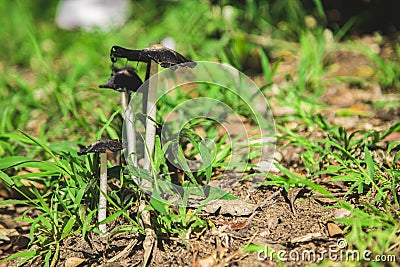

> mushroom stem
[143,60,158,172]
[98,152,108,233]
[122,90,137,167]
[78,140,123,234]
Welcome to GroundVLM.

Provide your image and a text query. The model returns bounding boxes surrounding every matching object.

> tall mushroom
[78,139,123,233]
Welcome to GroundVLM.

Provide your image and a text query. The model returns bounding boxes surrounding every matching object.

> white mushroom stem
[98,152,108,233]
[122,90,137,167]
[140,60,158,267]
[143,60,158,172]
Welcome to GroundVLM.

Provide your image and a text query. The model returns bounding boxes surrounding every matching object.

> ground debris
[202,199,257,216]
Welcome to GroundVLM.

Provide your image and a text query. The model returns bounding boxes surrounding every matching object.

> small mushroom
[78,140,123,155]
[99,67,142,167]
[78,140,123,233]
[99,67,143,94]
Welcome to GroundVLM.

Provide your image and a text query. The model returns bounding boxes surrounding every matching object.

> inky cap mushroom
[143,44,196,70]
[78,140,124,155]
[110,44,196,70]
[99,67,143,94]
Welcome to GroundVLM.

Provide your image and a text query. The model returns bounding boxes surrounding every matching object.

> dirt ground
[56,184,348,267]
[1,35,399,266]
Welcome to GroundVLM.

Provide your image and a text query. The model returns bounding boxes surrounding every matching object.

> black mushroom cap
[110,44,196,70]
[99,67,143,93]
[143,44,196,70]
[78,140,124,155]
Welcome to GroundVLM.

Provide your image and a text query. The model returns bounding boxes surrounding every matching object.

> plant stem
[98,152,107,233]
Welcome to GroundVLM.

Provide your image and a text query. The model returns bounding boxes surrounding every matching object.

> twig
[107,239,139,263]
[216,231,259,267]
[139,200,156,267]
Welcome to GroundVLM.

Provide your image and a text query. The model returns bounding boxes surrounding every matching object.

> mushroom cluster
[79,44,196,234]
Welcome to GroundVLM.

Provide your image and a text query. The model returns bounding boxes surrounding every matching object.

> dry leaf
[0,228,11,242]
[286,187,303,214]
[291,232,322,243]
[327,222,342,237]
[64,257,85,267]
[333,208,351,219]
[202,200,257,216]
[0,226,18,243]
[229,221,248,230]
[192,253,217,267]
[18,167,46,189]
[383,132,400,142]
[215,220,248,230]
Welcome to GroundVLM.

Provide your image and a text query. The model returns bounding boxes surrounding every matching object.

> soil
[1,35,399,266]
[1,183,349,267]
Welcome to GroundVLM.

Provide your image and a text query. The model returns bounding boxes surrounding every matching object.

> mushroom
[110,44,196,70]
[99,66,143,94]
[100,66,143,168]
[78,139,123,233]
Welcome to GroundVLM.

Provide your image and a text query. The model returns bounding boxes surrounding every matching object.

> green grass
[0,0,399,266]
